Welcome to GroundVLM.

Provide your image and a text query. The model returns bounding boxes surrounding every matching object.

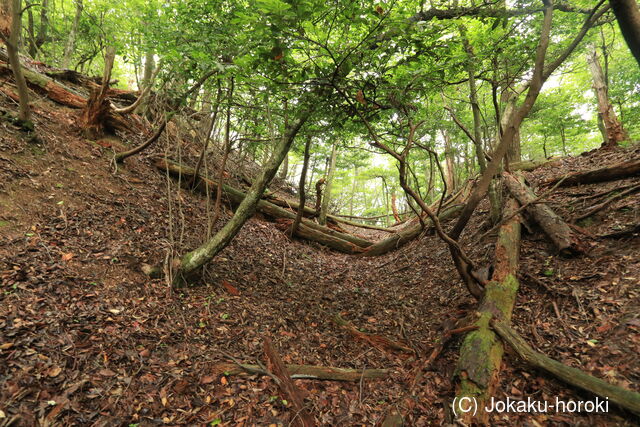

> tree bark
[82,46,115,138]
[319,143,337,225]
[544,158,640,187]
[610,0,640,67]
[586,44,627,147]
[441,128,456,194]
[291,135,312,236]
[503,171,582,255]
[1,0,32,125]
[455,197,521,425]
[361,204,463,256]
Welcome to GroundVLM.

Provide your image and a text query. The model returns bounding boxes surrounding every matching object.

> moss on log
[454,197,521,425]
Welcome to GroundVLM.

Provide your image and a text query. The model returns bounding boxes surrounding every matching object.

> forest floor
[1,82,640,426]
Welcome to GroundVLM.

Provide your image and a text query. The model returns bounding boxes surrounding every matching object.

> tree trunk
[503,171,582,255]
[172,108,312,285]
[454,197,521,425]
[586,44,628,147]
[610,0,640,67]
[82,46,115,138]
[441,129,456,194]
[2,0,32,126]
[319,143,337,225]
[390,190,400,222]
[291,135,312,236]
[60,0,82,69]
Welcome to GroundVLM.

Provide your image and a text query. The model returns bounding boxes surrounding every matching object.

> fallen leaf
[98,368,116,377]
[61,252,74,262]
[47,366,62,377]
[222,280,240,296]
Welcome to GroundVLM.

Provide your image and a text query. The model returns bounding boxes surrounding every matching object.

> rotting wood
[454,197,522,425]
[544,158,640,187]
[263,337,315,427]
[212,362,390,381]
[493,321,640,415]
[154,158,374,253]
[503,171,582,255]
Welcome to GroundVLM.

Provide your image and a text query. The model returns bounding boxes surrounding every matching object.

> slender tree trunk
[586,44,627,147]
[441,129,456,194]
[35,0,47,49]
[211,77,234,226]
[2,0,32,125]
[291,135,312,236]
[61,0,82,69]
[319,143,337,225]
[173,108,313,285]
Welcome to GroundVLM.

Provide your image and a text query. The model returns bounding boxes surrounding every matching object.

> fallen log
[360,204,463,257]
[544,158,640,187]
[212,362,390,381]
[493,321,640,415]
[267,196,395,232]
[510,157,562,171]
[454,197,522,425]
[0,62,85,108]
[154,158,373,253]
[503,171,583,255]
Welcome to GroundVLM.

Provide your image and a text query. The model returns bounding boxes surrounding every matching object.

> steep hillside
[1,66,639,426]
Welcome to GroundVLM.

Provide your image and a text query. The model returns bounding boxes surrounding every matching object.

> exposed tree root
[493,321,640,415]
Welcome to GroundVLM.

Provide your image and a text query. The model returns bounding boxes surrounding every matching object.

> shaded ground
[1,82,640,426]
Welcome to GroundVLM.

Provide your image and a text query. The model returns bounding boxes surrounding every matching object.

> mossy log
[503,171,583,255]
[360,204,463,257]
[213,362,390,381]
[544,158,640,187]
[510,157,562,171]
[154,158,373,253]
[454,197,521,425]
[0,62,85,108]
[493,321,640,415]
